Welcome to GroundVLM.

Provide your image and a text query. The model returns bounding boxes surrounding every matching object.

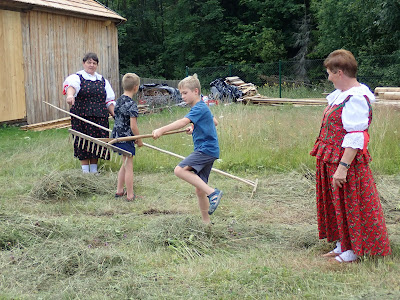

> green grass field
[1,103,399,299]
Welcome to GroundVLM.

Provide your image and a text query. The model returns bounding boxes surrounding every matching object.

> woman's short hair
[178,73,201,94]
[83,52,99,64]
[122,73,140,91]
[323,49,358,78]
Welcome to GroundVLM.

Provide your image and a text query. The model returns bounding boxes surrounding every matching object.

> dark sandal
[126,194,136,202]
[115,190,126,198]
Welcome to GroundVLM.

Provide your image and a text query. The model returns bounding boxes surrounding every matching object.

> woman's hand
[332,165,348,189]
[66,95,75,106]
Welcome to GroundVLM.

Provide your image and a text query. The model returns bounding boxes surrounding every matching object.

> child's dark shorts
[178,151,217,183]
[114,141,135,156]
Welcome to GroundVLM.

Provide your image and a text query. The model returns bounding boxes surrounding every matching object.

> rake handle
[43,101,112,133]
[142,142,256,187]
[108,129,187,144]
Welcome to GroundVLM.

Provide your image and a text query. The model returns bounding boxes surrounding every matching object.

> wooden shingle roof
[0,0,126,23]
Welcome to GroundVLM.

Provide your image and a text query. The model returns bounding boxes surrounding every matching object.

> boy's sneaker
[208,189,223,215]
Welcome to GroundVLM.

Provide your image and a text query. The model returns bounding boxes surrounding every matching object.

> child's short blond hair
[122,73,140,91]
[178,73,201,94]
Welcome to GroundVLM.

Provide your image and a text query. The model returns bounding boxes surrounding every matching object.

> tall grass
[0,103,399,299]
[258,83,330,99]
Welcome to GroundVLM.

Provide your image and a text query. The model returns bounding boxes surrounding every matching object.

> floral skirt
[71,116,110,161]
[316,159,391,256]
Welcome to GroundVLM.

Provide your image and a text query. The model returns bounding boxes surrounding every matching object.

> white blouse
[326,84,375,149]
[63,70,116,108]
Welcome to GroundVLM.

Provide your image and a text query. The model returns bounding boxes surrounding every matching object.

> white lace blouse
[63,70,116,108]
[326,84,375,149]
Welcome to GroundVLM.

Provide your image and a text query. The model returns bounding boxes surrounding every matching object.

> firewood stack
[374,87,400,101]
[225,76,258,98]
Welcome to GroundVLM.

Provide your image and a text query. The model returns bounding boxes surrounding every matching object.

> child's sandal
[115,189,126,198]
[126,194,136,202]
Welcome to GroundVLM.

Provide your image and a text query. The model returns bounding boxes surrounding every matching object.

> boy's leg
[176,151,223,215]
[174,166,214,195]
[123,156,134,200]
[195,187,211,224]
[117,158,126,194]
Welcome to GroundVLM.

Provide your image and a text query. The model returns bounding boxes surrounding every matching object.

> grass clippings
[29,169,115,201]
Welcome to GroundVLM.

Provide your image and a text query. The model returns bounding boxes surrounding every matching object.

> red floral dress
[310,94,391,256]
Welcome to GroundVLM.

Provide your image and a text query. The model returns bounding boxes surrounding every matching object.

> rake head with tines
[69,129,133,157]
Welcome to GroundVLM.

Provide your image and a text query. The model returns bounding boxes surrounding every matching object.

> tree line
[98,0,400,80]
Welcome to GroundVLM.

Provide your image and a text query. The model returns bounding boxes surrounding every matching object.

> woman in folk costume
[310,49,391,263]
[63,52,116,173]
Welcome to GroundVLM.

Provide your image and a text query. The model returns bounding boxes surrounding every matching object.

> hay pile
[29,170,115,201]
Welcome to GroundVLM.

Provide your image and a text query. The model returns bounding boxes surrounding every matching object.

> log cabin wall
[22,10,121,124]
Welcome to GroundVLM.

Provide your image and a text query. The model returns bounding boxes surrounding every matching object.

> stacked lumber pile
[20,117,71,131]
[138,104,150,114]
[225,76,258,98]
[224,76,327,106]
[374,87,400,101]
[241,95,327,106]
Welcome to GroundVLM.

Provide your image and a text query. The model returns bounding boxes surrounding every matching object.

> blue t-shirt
[185,100,219,158]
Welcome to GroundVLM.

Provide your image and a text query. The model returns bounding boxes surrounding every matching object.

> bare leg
[80,159,89,166]
[117,158,126,194]
[174,166,214,196]
[80,159,90,173]
[123,156,134,199]
[196,187,211,224]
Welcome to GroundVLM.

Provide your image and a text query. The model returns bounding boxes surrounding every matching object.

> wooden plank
[382,92,400,100]
[21,10,121,124]
[21,117,71,131]
[242,96,327,106]
[374,87,400,95]
[0,10,26,122]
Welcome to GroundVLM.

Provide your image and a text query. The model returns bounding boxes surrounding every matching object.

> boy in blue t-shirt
[152,74,223,223]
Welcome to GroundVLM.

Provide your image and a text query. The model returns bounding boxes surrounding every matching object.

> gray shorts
[178,151,217,183]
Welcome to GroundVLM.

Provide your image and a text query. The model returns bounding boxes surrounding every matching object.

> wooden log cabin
[0,0,126,124]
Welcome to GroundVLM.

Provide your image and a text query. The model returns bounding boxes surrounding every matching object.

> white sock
[89,164,98,173]
[82,165,90,173]
[336,250,358,262]
[333,241,342,254]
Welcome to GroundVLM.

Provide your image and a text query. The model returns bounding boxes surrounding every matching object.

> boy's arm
[130,117,143,147]
[153,117,191,139]
[213,116,218,126]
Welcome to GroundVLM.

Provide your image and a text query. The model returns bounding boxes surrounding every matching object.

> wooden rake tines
[69,129,132,157]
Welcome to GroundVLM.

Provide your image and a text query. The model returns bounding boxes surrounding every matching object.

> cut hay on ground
[29,170,115,201]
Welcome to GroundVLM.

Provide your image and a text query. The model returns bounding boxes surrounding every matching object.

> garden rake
[69,127,186,158]
[44,101,186,159]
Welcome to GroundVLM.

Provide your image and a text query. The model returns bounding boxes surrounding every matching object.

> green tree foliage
[97,0,400,79]
[311,0,400,57]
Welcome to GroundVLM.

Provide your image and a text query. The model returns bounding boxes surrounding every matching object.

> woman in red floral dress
[310,49,391,263]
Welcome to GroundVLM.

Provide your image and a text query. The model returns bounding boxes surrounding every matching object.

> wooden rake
[44,101,259,196]
[68,128,187,158]
[43,101,185,160]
